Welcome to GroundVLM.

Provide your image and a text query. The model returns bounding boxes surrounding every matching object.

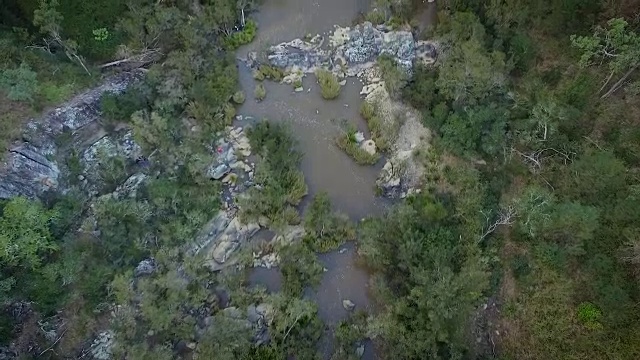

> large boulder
[193,211,260,271]
[0,71,143,200]
[265,22,434,76]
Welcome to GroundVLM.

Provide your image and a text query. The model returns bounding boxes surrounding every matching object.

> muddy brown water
[236,0,385,358]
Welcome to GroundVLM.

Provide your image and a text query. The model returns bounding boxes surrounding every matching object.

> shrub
[303,192,356,252]
[232,90,246,104]
[240,121,308,226]
[510,254,531,279]
[224,20,258,50]
[279,243,324,297]
[377,55,408,99]
[254,83,266,101]
[0,62,38,102]
[365,9,386,25]
[335,132,380,166]
[359,101,390,152]
[315,69,341,99]
[252,69,265,81]
[577,302,603,330]
[360,101,375,120]
[257,65,284,82]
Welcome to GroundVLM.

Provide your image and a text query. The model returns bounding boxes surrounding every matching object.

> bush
[576,302,602,330]
[335,132,380,166]
[0,62,38,102]
[377,55,408,99]
[257,65,284,82]
[359,101,390,152]
[315,69,341,99]
[224,20,258,50]
[254,83,266,101]
[279,243,324,297]
[510,254,531,279]
[252,69,265,81]
[240,121,308,226]
[232,90,246,104]
[365,9,386,25]
[303,192,356,252]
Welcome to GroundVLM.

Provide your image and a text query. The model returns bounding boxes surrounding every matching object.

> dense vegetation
[361,0,640,359]
[1,0,640,359]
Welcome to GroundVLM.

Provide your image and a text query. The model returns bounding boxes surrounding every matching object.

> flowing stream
[237,1,437,357]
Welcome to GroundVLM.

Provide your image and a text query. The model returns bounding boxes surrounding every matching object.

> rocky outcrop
[193,210,260,271]
[0,71,143,200]
[262,22,437,76]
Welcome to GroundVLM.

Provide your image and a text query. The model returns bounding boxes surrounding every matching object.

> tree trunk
[601,65,638,98]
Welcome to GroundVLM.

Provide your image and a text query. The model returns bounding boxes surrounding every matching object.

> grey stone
[356,344,365,357]
[0,71,143,200]
[354,132,365,144]
[342,299,356,311]
[134,258,156,277]
[209,163,230,180]
[360,139,377,155]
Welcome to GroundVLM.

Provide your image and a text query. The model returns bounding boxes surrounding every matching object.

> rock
[193,211,260,271]
[89,331,114,360]
[356,344,365,357]
[274,225,306,244]
[354,132,365,144]
[360,139,377,155]
[294,86,304,92]
[222,306,243,319]
[113,173,147,199]
[265,22,433,77]
[342,299,356,311]
[134,258,156,277]
[0,143,60,199]
[339,79,347,86]
[211,240,238,263]
[209,163,230,180]
[187,342,197,350]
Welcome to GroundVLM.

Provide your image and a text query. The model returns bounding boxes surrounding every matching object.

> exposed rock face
[193,210,260,271]
[0,71,143,200]
[263,22,437,76]
[89,331,114,360]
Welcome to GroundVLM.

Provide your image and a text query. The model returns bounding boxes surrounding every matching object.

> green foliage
[0,62,38,102]
[360,193,488,358]
[279,243,324,297]
[402,64,438,111]
[232,90,246,104]
[359,101,392,152]
[303,192,356,252]
[315,69,341,100]
[240,121,308,227]
[510,254,531,279]
[256,65,284,81]
[365,9,386,25]
[335,130,381,166]
[377,54,408,98]
[0,197,63,312]
[100,86,148,129]
[0,197,58,269]
[571,18,640,75]
[224,20,258,49]
[435,12,509,105]
[576,302,603,330]
[254,83,266,101]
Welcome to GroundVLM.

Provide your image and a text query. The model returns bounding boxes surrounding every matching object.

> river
[236,0,437,358]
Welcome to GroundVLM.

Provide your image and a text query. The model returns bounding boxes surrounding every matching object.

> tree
[571,18,640,98]
[0,63,39,102]
[33,0,91,74]
[0,197,58,269]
